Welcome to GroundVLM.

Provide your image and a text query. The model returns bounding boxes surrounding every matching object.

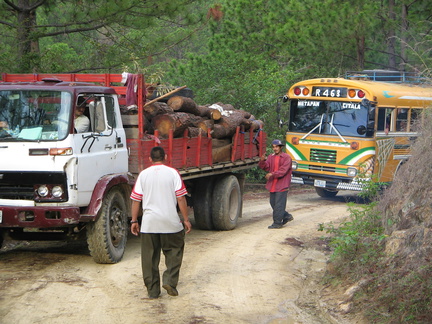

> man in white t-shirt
[130,146,191,299]
[74,98,90,133]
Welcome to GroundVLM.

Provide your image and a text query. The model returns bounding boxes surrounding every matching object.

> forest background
[0,0,431,141]
[1,1,432,323]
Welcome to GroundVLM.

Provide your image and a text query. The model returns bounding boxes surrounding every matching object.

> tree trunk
[400,3,408,71]
[212,103,252,119]
[152,112,205,138]
[188,127,207,138]
[387,0,397,70]
[167,96,201,115]
[212,113,249,139]
[212,144,232,163]
[212,138,232,148]
[15,1,42,72]
[197,105,222,120]
[144,102,173,119]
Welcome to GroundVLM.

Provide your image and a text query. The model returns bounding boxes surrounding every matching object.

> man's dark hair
[150,146,165,162]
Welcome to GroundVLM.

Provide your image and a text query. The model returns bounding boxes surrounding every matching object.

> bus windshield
[289,99,370,137]
[0,90,71,141]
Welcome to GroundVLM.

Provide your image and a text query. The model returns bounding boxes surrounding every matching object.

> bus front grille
[310,149,337,164]
[309,165,336,172]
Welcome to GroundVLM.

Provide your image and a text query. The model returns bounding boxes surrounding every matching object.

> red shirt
[258,152,292,192]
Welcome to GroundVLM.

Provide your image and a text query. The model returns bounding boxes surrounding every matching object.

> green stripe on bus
[286,143,307,161]
[338,147,375,165]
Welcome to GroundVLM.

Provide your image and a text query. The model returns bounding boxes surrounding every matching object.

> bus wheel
[315,187,338,198]
[192,177,214,230]
[212,175,241,230]
[87,187,128,264]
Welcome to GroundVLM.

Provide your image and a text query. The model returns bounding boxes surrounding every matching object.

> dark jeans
[141,230,185,297]
[269,190,290,225]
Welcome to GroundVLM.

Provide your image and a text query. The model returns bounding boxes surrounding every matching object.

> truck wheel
[192,178,214,230]
[315,187,338,198]
[212,175,241,230]
[86,188,128,264]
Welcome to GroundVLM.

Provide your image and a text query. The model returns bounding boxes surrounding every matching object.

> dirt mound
[331,109,432,323]
[371,110,432,322]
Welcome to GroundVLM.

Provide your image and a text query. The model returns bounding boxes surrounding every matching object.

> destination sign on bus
[312,87,347,98]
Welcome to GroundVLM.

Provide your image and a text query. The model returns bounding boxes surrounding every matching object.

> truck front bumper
[0,204,81,228]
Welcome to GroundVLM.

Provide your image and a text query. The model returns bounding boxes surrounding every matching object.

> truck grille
[0,171,67,200]
[310,148,337,164]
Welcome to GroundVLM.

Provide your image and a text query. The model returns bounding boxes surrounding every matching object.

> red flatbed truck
[0,73,266,263]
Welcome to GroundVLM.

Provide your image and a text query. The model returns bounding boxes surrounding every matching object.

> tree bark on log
[188,127,207,138]
[248,116,264,131]
[167,96,201,115]
[212,144,232,163]
[212,138,231,148]
[197,105,222,120]
[212,102,252,119]
[151,112,206,138]
[212,111,252,138]
[144,102,173,119]
[152,112,190,138]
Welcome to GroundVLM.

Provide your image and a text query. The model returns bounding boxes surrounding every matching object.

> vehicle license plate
[314,180,326,188]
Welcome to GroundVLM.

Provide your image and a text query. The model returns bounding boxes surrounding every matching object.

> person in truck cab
[0,120,10,137]
[74,97,90,133]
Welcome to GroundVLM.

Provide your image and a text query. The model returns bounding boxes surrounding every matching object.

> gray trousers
[141,230,185,297]
[269,190,290,225]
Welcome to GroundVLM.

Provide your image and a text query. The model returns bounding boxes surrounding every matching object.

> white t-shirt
[75,115,90,133]
[130,164,187,233]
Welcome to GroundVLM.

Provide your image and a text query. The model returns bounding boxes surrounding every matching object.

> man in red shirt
[258,139,293,229]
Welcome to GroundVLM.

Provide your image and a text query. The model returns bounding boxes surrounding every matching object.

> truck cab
[0,77,130,263]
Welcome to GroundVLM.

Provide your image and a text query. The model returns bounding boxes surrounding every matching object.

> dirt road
[0,187,358,324]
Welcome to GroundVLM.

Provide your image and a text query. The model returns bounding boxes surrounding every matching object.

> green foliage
[0,0,207,73]
[318,201,385,270]
[39,43,84,73]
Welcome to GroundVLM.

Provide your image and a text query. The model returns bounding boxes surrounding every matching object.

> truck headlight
[52,186,64,198]
[292,161,298,171]
[37,185,49,197]
[347,167,358,177]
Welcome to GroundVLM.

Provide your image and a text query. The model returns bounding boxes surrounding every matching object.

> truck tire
[86,188,128,264]
[192,178,214,230]
[315,187,338,198]
[212,175,241,230]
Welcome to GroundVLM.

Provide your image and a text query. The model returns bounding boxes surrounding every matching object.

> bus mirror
[282,95,289,103]
[361,98,370,107]
[357,125,367,135]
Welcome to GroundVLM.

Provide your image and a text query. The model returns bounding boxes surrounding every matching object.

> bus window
[396,108,408,131]
[410,109,422,131]
[377,107,394,133]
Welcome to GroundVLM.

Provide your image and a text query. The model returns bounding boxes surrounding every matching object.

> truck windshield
[288,99,370,137]
[0,90,71,141]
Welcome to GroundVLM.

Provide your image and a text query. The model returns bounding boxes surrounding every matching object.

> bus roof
[288,78,432,109]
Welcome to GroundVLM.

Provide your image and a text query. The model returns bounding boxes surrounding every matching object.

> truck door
[74,95,128,205]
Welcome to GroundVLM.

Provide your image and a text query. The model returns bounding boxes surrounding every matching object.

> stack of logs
[143,96,263,140]
[122,96,263,163]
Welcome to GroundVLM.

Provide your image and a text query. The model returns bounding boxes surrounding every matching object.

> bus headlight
[292,161,298,171]
[347,167,358,177]
[52,186,64,198]
[37,185,49,197]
